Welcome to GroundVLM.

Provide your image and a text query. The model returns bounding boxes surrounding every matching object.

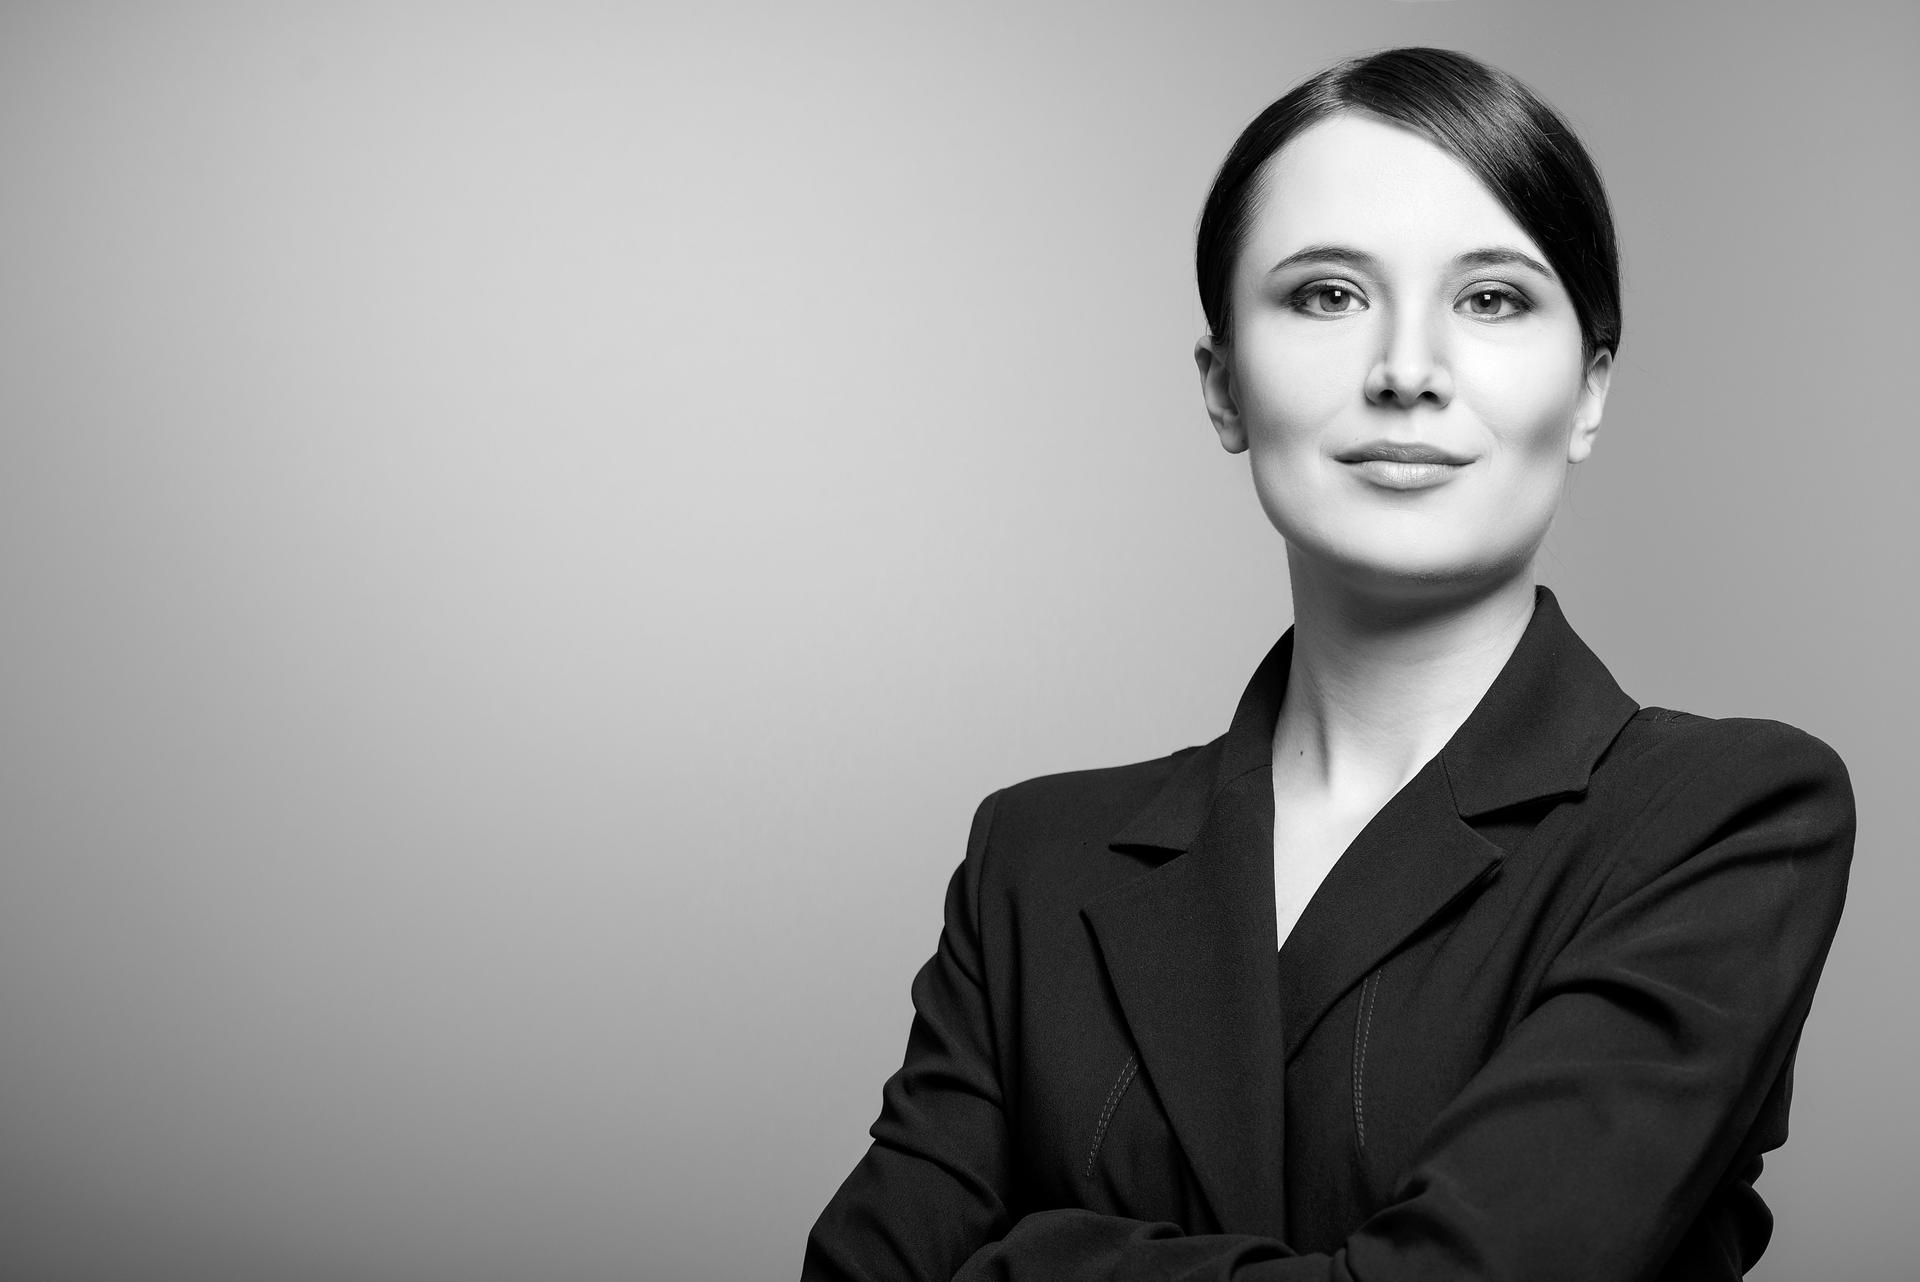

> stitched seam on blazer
[1352,969,1381,1151]
[1084,1052,1139,1178]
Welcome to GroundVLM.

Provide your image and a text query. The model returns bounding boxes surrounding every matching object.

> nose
[1364,310,1453,407]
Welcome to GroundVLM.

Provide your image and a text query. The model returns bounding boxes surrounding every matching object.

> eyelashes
[1288,280,1367,316]
[1284,279,1535,321]
[1456,285,1531,320]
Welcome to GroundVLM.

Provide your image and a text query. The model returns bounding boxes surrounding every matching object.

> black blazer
[804,589,1854,1282]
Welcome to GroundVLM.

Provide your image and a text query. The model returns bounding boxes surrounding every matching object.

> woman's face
[1196,111,1611,599]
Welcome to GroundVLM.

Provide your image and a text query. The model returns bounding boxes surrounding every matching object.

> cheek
[1463,348,1585,457]
[1232,339,1358,544]
[1236,334,1357,447]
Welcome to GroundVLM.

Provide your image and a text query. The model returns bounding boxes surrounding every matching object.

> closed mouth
[1335,442,1473,466]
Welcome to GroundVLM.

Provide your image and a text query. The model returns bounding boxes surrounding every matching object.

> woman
[803,48,1853,1282]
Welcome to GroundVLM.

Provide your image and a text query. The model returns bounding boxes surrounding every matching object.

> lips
[1335,440,1474,491]
[1334,441,1473,466]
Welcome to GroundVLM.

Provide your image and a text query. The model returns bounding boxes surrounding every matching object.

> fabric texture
[802,588,1854,1282]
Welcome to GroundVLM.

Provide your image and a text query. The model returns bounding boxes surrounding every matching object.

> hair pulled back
[1196,47,1621,361]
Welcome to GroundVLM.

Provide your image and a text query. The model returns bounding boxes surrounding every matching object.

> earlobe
[1194,337,1247,454]
[1567,349,1613,464]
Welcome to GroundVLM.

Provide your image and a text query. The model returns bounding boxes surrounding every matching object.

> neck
[1274,555,1539,799]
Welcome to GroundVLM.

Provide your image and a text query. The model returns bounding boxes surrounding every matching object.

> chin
[1288,528,1538,602]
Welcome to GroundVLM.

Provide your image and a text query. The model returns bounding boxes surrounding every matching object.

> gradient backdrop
[2,3,1914,1279]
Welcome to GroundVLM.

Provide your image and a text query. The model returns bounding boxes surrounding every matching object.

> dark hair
[1196,47,1621,360]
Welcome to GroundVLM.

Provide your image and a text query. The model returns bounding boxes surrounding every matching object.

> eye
[1290,280,1368,317]
[1455,284,1531,320]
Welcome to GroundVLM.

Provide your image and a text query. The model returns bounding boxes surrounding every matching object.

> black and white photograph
[0,3,1913,1279]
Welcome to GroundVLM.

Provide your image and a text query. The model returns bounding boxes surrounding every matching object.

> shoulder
[961,744,1209,901]
[1601,708,1851,804]
[1580,709,1855,892]
[983,747,1203,844]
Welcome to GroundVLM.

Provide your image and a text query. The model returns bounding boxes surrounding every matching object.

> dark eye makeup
[1455,284,1533,319]
[1279,277,1537,322]
[1287,280,1368,316]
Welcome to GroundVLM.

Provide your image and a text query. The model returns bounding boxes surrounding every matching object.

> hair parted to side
[1196,47,1621,361]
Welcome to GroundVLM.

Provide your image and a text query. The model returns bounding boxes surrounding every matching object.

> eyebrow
[1265,243,1558,280]
[1264,244,1380,277]
[1455,247,1558,279]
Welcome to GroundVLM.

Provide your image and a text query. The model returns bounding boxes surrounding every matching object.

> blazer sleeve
[948,721,1856,1282]
[803,790,1016,1282]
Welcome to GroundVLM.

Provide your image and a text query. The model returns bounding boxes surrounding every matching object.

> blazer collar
[1109,586,1637,853]
[1083,586,1637,1237]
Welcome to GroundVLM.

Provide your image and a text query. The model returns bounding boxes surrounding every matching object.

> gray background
[1,2,1913,1279]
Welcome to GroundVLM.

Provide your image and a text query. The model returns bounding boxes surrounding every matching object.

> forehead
[1245,112,1542,267]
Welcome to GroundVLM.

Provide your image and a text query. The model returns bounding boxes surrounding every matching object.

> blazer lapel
[1083,764,1287,1238]
[1275,585,1641,1056]
[1273,763,1503,1056]
[1084,634,1292,1237]
[1080,586,1639,1232]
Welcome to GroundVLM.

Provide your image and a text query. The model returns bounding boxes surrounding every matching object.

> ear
[1194,337,1247,454]
[1567,348,1613,464]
